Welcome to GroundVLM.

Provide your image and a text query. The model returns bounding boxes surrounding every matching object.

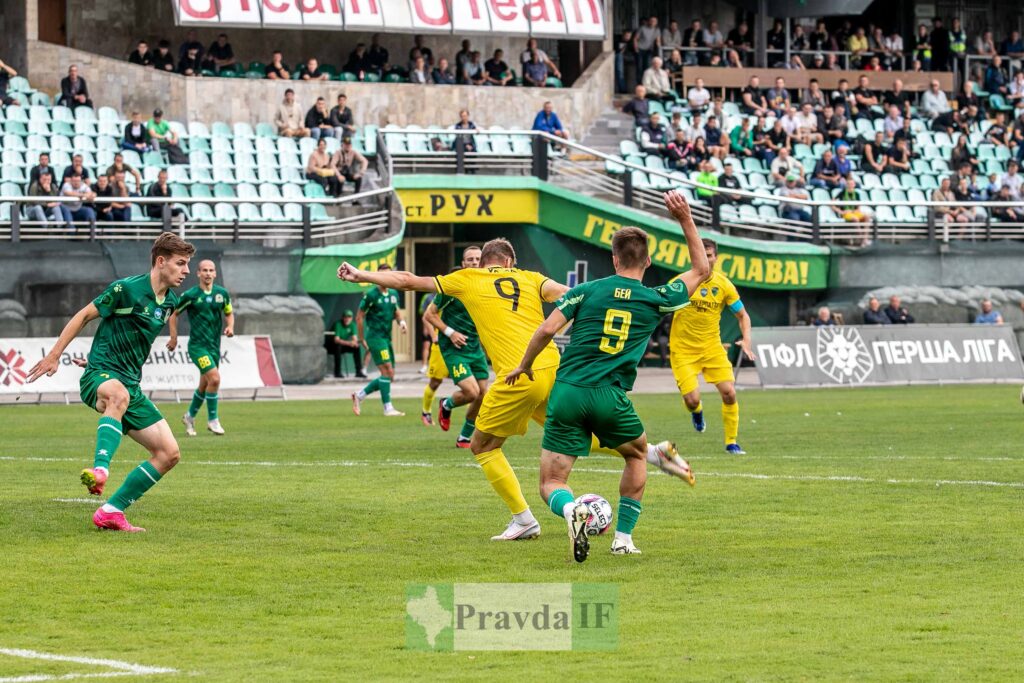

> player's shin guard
[187,391,205,418]
[547,488,575,519]
[379,378,392,404]
[94,417,122,471]
[106,461,162,511]
[205,393,219,421]
[615,497,642,535]
[422,384,436,414]
[459,419,475,441]
[474,448,528,515]
[722,401,739,445]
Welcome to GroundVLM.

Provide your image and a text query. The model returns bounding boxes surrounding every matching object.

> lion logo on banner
[816,327,874,384]
[0,346,29,386]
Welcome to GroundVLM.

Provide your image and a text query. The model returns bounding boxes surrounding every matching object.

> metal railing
[659,45,909,71]
[381,127,1024,246]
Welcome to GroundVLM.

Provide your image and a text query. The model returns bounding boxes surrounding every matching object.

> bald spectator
[264,51,291,80]
[532,101,568,141]
[885,296,914,324]
[202,33,236,74]
[813,306,836,326]
[275,89,310,138]
[622,84,651,126]
[863,297,890,324]
[59,65,92,109]
[974,299,1003,324]
[298,57,329,81]
[641,56,674,104]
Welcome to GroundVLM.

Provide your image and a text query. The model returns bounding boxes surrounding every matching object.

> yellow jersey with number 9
[434,267,560,375]
[669,270,742,348]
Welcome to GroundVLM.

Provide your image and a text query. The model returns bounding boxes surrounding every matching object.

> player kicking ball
[505,191,708,561]
[352,264,407,417]
[167,259,234,436]
[26,234,196,532]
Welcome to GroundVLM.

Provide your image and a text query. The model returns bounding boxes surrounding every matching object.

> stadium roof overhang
[171,0,606,38]
[762,0,875,18]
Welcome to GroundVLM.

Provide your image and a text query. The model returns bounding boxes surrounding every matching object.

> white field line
[0,648,176,683]
[5,455,1022,491]
[52,498,103,504]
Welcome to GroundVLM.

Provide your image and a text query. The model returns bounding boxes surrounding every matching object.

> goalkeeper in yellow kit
[669,238,756,454]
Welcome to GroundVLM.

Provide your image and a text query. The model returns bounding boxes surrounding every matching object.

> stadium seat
[310,204,329,221]
[894,205,916,222]
[189,122,212,140]
[875,205,896,222]
[3,135,26,152]
[213,183,236,198]
[303,182,327,199]
[48,106,71,124]
[868,188,888,203]
[190,184,213,199]
[862,173,881,189]
[190,151,213,169]
[190,203,214,221]
[143,151,166,169]
[214,203,238,222]
[279,167,304,184]
[282,183,303,200]
[900,174,920,189]
[211,121,233,139]
[233,122,256,139]
[988,94,1013,113]
[261,203,285,221]
[236,183,258,199]
[257,166,282,184]
[255,123,276,138]
[881,173,901,190]
[238,203,261,221]
[212,137,233,154]
[236,166,259,184]
[259,183,282,200]
[142,166,160,184]
[283,203,303,221]
[619,140,640,157]
[919,175,938,190]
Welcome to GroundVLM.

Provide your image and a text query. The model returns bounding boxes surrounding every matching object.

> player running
[506,191,708,562]
[419,317,444,427]
[167,259,234,436]
[26,233,196,532]
[351,264,407,417]
[669,239,756,454]
[421,246,489,447]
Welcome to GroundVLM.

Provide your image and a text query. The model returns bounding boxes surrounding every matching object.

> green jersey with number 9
[554,274,691,390]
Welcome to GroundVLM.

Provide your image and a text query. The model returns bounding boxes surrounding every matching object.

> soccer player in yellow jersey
[669,238,756,454]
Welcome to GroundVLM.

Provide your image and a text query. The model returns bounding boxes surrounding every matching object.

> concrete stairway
[577,106,634,159]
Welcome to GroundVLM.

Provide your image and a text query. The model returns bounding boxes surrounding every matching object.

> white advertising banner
[0,336,283,395]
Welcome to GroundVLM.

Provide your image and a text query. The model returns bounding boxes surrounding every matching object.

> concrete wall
[835,243,1024,290]
[25,40,614,133]
[0,0,31,74]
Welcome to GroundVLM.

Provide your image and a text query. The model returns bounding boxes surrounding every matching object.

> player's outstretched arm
[423,302,467,348]
[664,190,711,295]
[540,278,570,303]
[506,308,567,385]
[337,262,437,292]
[27,303,101,382]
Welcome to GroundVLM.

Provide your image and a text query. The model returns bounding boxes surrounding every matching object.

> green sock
[93,417,122,471]
[108,461,162,511]
[187,391,205,417]
[547,488,575,519]
[615,497,642,535]
[206,393,219,421]
[362,378,380,396]
[442,397,454,411]
[379,378,392,404]
[459,419,475,441]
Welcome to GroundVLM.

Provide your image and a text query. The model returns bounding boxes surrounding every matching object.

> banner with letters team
[172,0,605,37]
[753,325,1024,387]
[0,336,283,396]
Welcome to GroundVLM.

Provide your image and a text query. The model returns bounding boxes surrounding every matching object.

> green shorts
[443,348,490,383]
[541,382,644,458]
[366,336,395,367]
[80,368,164,433]
[188,346,220,374]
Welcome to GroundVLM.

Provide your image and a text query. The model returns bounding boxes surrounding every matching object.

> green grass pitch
[2,385,1023,681]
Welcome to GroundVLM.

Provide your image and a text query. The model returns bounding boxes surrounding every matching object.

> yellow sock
[474,448,528,514]
[722,401,739,445]
[590,435,620,457]
[422,384,436,414]
[688,400,704,414]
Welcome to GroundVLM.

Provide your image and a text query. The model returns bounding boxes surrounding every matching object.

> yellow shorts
[670,343,734,395]
[475,365,558,438]
[427,343,448,381]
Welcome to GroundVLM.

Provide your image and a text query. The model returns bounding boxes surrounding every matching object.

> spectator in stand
[109,171,131,222]
[751,115,772,163]
[913,24,932,70]
[882,104,904,140]
[275,89,310,138]
[519,38,561,80]
[683,137,709,170]
[975,30,997,59]
[766,76,791,117]
[59,65,92,109]
[813,306,837,326]
[432,58,455,85]
[618,84,651,126]
[615,30,639,93]
[694,159,719,202]
[954,176,977,222]
[687,77,710,113]
[329,94,355,140]
[265,51,290,80]
[808,20,829,51]
[640,112,669,156]
[726,21,753,67]
[886,138,912,174]
[1012,112,1024,162]
[298,57,329,81]
[147,109,184,163]
[703,20,725,55]
[451,39,471,75]
[306,137,339,195]
[685,112,705,141]
[1003,30,1024,74]
[106,152,143,191]
[532,101,568,141]
[974,299,1003,324]
[1008,72,1024,109]
[523,50,549,87]
[0,58,18,107]
[830,78,856,115]
[178,29,204,64]
[716,162,746,205]
[91,173,115,223]
[664,130,692,170]
[794,102,823,146]
[662,20,683,50]
[868,27,889,66]
[949,18,968,71]
[410,35,434,67]
[1001,160,1022,200]
[740,75,768,116]
[808,52,827,70]
[61,173,97,228]
[641,56,674,103]
[809,148,840,189]
[834,145,853,176]
[834,176,870,244]
[122,111,151,152]
[331,137,368,197]
[61,154,91,183]
[331,310,366,378]
[883,78,912,117]
[635,16,661,73]
[885,29,904,63]
[921,79,950,119]
[863,297,890,324]
[704,115,729,159]
[409,56,430,84]
[957,80,980,112]
[665,49,685,75]
[862,130,889,173]
[344,44,371,79]
[129,40,152,67]
[847,26,869,66]
[826,104,850,149]
[367,34,390,76]
[771,147,805,186]
[729,117,755,158]
[26,171,70,228]
[484,50,513,86]
[145,169,184,225]
[990,185,1021,221]
[988,112,1009,147]
[28,152,53,185]
[929,18,950,71]
[780,173,812,221]
[178,45,201,76]
[463,51,486,86]
[305,97,334,140]
[802,78,826,110]
[151,40,175,72]
[932,176,969,227]
[791,24,809,52]
[884,296,914,324]
[681,20,704,65]
[453,109,478,153]
[765,117,790,158]
[985,55,1008,96]
[852,75,879,120]
[863,55,883,72]
[202,33,235,74]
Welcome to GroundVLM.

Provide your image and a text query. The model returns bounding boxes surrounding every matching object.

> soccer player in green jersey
[352,264,407,417]
[506,191,709,561]
[167,259,235,437]
[421,245,490,448]
[26,233,196,532]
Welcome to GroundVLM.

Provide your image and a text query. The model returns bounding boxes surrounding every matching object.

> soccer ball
[575,493,613,536]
